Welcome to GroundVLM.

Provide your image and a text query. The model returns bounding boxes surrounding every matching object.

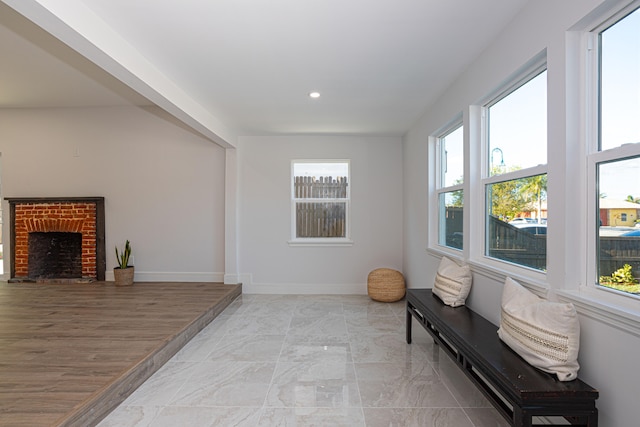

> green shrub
[600,264,638,285]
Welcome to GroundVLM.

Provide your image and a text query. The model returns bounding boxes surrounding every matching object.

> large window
[484,66,548,271]
[592,6,640,296]
[291,161,350,243]
[436,124,464,250]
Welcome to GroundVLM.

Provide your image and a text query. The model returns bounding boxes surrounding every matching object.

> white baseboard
[242,281,367,295]
[224,273,248,285]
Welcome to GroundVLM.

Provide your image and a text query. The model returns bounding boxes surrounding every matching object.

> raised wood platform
[0,281,241,427]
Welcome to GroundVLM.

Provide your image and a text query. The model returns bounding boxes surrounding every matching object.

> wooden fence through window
[477,215,639,276]
[487,216,547,270]
[294,176,348,238]
[599,236,640,277]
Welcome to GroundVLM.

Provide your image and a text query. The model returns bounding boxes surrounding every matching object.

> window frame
[433,117,465,253]
[478,56,549,277]
[288,159,353,247]
[550,0,640,336]
[585,3,640,301]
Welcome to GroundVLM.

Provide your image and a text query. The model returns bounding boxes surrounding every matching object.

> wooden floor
[0,281,242,427]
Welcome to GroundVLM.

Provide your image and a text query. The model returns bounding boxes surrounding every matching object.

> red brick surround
[6,197,106,282]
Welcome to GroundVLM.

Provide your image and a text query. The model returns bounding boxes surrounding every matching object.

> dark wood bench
[406,288,598,427]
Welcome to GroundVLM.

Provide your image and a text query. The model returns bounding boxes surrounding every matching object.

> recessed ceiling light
[309,91,321,99]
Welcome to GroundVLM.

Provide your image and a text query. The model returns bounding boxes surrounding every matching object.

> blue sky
[443,7,639,202]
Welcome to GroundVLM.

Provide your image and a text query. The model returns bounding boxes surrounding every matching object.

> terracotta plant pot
[114,266,134,286]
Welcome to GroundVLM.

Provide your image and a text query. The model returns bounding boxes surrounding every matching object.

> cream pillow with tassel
[432,256,472,307]
[497,277,580,381]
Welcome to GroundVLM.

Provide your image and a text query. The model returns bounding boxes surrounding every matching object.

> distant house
[599,199,640,226]
[517,201,548,222]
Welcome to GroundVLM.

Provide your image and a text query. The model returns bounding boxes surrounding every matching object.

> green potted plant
[114,240,134,286]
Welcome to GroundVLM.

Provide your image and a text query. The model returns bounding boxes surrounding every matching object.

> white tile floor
[98,294,509,427]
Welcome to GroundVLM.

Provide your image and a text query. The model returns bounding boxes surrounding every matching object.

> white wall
[403,1,639,426]
[0,106,226,281]
[238,135,403,294]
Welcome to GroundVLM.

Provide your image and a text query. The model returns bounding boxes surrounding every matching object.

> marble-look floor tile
[463,407,511,427]
[206,334,285,362]
[349,333,433,364]
[293,300,344,316]
[355,362,460,408]
[99,294,508,427]
[97,405,160,427]
[150,406,263,427]
[288,314,347,335]
[434,350,493,408]
[122,361,198,406]
[171,333,224,362]
[224,312,291,335]
[346,314,404,335]
[298,294,351,303]
[243,294,301,304]
[191,314,234,340]
[169,361,275,407]
[343,300,396,318]
[258,407,366,426]
[240,299,299,316]
[387,300,408,316]
[266,361,361,408]
[363,407,474,427]
[280,334,352,363]
[217,297,252,316]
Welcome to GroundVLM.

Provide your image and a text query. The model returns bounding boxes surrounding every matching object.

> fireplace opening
[6,197,106,282]
[28,232,83,279]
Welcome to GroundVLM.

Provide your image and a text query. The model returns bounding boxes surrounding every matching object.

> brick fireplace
[5,197,106,282]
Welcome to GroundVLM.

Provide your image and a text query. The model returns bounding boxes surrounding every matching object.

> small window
[291,161,350,243]
[436,123,464,250]
[484,64,548,271]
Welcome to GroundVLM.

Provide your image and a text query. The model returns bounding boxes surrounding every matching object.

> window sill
[288,238,354,247]
[556,288,640,338]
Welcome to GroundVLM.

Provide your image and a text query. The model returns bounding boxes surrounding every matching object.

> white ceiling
[0,2,150,108]
[1,0,529,139]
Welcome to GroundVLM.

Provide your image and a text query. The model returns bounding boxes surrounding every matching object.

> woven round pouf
[367,268,405,302]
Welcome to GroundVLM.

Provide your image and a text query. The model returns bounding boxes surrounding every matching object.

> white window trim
[429,115,465,255]
[475,54,549,277]
[585,2,640,297]
[288,238,354,247]
[559,0,640,336]
[288,159,353,247]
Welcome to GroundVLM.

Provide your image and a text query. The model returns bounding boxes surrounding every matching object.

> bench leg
[406,304,412,344]
[513,407,533,427]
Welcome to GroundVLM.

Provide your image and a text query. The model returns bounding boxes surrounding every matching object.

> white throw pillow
[497,277,580,382]
[432,256,472,307]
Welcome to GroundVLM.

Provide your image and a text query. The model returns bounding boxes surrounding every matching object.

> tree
[520,174,547,223]
[488,166,530,221]
[489,181,527,221]
[450,178,463,207]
